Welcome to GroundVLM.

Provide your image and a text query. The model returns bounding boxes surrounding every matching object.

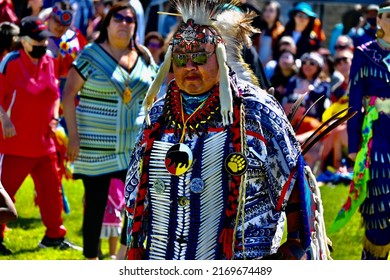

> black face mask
[28,45,47,59]
[366,17,377,27]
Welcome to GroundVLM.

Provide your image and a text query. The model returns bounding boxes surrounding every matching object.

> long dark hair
[341,9,362,35]
[283,13,316,38]
[0,22,19,56]
[262,1,282,34]
[96,1,150,65]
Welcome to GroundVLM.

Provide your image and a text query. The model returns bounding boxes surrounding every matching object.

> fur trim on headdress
[173,0,241,25]
[215,8,260,86]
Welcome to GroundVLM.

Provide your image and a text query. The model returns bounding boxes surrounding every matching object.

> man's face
[334,50,353,78]
[366,10,378,27]
[172,43,219,95]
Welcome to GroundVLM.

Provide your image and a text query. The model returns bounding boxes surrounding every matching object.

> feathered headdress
[142,0,260,127]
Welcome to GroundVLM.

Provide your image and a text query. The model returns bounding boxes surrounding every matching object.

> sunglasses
[334,57,350,64]
[302,60,317,66]
[334,45,349,50]
[172,52,214,67]
[147,42,162,49]
[295,12,309,19]
[112,13,135,24]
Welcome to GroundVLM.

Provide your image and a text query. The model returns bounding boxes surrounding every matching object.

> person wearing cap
[124,0,331,260]
[284,51,330,121]
[277,2,323,59]
[331,0,390,260]
[0,16,81,255]
[359,4,380,46]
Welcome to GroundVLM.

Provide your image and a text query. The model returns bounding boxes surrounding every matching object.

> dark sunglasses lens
[125,16,134,24]
[191,53,208,65]
[148,42,162,48]
[303,60,316,66]
[113,13,134,24]
[173,54,187,67]
[335,57,348,64]
[335,45,347,50]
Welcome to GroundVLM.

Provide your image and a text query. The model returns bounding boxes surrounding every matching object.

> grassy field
[0,176,373,260]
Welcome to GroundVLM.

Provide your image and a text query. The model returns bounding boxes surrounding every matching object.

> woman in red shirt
[0,16,79,255]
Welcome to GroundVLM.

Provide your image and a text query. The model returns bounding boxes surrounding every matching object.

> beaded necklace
[378,38,390,51]
[108,43,133,103]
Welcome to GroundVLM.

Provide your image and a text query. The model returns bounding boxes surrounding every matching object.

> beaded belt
[364,97,390,115]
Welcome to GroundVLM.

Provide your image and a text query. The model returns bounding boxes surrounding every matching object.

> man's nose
[184,57,197,68]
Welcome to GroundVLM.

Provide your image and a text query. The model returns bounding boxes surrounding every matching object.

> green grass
[0,177,378,260]
[319,184,365,260]
[0,176,86,260]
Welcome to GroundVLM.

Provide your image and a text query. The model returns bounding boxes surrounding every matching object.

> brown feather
[293,95,325,132]
[301,111,357,155]
[301,106,351,149]
[287,93,308,122]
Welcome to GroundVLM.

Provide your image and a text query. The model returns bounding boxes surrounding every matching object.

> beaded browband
[378,7,390,14]
[172,19,223,51]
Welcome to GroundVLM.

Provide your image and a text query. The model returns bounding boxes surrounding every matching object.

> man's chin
[181,84,202,95]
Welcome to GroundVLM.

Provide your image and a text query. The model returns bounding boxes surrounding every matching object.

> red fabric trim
[246,130,267,144]
[127,247,146,260]
[219,101,242,259]
[219,228,234,260]
[130,121,162,242]
[276,166,297,211]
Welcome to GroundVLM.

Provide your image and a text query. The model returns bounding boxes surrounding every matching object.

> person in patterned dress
[332,0,390,260]
[62,1,158,260]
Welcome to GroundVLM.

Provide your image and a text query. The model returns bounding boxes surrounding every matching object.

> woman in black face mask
[0,16,81,256]
[21,37,48,59]
[18,16,51,61]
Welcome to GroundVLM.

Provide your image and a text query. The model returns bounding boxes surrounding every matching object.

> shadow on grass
[7,217,42,230]
[11,247,42,256]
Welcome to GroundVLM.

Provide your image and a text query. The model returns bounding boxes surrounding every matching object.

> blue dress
[347,40,390,258]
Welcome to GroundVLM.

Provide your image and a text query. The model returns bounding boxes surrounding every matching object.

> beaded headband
[51,6,73,26]
[378,7,390,15]
[172,19,223,51]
